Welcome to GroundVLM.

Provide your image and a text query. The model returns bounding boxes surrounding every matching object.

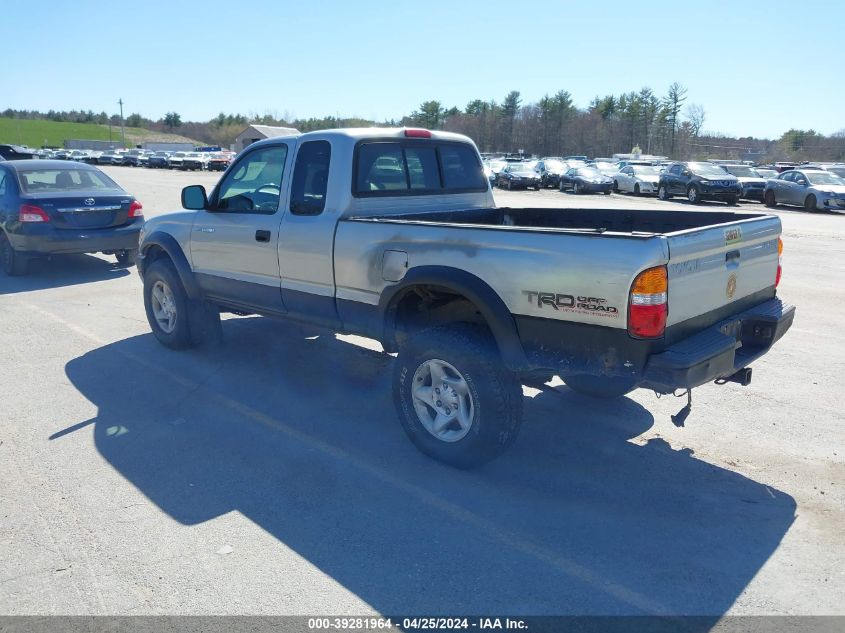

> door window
[290,141,331,216]
[214,145,288,214]
[669,165,682,176]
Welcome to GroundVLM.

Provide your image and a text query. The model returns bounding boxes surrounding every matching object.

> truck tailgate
[665,214,781,335]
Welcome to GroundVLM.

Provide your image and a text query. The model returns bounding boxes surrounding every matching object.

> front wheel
[726,196,738,206]
[805,195,817,212]
[573,181,582,194]
[613,180,620,193]
[634,184,641,196]
[687,185,701,204]
[393,325,523,469]
[603,189,612,195]
[658,184,671,200]
[143,259,221,349]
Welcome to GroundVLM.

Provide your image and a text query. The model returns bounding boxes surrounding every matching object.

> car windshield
[827,167,845,178]
[689,162,731,177]
[577,168,602,177]
[806,171,845,185]
[544,159,565,170]
[17,168,122,193]
[756,169,777,177]
[510,164,534,173]
[725,166,758,177]
[632,166,660,176]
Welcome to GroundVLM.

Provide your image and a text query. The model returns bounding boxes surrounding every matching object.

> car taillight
[19,204,50,223]
[404,128,432,138]
[629,265,668,338]
[775,237,783,287]
[128,201,144,218]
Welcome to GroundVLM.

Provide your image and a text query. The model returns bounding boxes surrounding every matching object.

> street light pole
[118,98,126,147]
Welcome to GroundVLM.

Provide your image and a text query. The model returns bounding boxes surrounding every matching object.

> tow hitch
[716,367,753,387]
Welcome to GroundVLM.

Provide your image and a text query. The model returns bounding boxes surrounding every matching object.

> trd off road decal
[522,291,619,318]
[725,226,743,245]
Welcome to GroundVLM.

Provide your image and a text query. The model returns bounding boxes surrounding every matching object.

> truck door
[277,139,341,328]
[190,142,294,314]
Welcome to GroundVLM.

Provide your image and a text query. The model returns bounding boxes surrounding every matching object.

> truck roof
[249,127,475,146]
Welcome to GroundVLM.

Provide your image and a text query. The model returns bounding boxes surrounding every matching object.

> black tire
[559,180,566,192]
[604,189,612,195]
[804,195,817,212]
[534,184,541,191]
[563,374,638,399]
[634,184,641,196]
[658,184,671,200]
[573,181,581,194]
[726,196,738,206]
[506,180,512,191]
[687,185,701,204]
[115,248,138,267]
[393,325,523,469]
[764,190,777,208]
[613,180,620,193]
[143,259,221,349]
[0,232,28,276]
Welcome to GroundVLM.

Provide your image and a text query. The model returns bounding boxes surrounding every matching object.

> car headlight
[699,179,710,185]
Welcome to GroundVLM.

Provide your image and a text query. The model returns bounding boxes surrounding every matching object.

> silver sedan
[764,168,845,212]
[613,164,663,196]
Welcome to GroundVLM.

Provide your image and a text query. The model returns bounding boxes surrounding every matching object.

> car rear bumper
[642,298,795,392]
[11,221,143,255]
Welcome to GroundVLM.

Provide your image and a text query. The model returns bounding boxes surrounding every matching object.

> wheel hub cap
[151,280,177,334]
[411,359,474,442]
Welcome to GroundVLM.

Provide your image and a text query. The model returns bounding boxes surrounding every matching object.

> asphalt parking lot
[1,165,843,616]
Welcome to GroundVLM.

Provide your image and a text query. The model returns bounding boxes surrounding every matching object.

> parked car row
[483,153,845,210]
[28,147,237,171]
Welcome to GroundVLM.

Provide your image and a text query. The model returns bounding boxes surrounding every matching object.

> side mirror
[182,185,208,210]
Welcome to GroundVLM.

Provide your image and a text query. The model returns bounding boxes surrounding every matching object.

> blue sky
[4,0,843,139]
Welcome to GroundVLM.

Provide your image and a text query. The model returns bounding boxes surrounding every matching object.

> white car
[613,164,663,196]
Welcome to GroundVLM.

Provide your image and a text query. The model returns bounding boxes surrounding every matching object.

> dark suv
[0,144,37,161]
[658,161,742,205]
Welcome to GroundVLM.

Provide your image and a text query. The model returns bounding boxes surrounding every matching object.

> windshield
[17,168,122,193]
[632,166,660,176]
[577,168,602,177]
[827,167,845,178]
[689,162,733,177]
[756,169,777,178]
[544,159,565,171]
[724,165,758,177]
[806,171,845,185]
[509,164,534,173]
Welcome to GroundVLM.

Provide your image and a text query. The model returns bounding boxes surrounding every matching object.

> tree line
[3,85,844,162]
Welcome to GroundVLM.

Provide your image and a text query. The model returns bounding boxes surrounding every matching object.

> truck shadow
[0,253,130,294]
[60,316,796,617]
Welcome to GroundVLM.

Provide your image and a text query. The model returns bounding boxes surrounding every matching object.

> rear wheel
[0,232,28,276]
[115,248,138,267]
[764,190,777,207]
[564,374,638,399]
[393,325,523,469]
[804,195,817,212]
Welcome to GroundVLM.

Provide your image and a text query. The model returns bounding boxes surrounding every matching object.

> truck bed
[348,207,768,236]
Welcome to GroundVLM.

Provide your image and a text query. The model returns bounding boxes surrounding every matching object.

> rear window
[354,141,486,196]
[17,168,121,193]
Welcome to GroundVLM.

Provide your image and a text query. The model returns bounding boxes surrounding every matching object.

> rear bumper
[642,298,795,392]
[11,221,142,255]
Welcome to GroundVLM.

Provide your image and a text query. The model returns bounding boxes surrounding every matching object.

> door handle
[255,230,271,243]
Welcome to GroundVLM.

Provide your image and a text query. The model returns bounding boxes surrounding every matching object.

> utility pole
[118,98,126,147]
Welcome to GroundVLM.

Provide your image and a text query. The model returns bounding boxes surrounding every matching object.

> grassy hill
[0,117,198,148]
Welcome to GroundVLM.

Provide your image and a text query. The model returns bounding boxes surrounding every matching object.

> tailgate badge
[726,273,737,299]
[84,198,95,206]
[725,226,742,245]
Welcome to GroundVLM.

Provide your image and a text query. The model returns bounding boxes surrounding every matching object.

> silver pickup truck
[137,128,794,467]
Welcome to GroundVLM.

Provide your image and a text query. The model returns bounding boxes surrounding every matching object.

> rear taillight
[19,204,50,223]
[128,201,144,218]
[629,265,668,338]
[775,237,783,288]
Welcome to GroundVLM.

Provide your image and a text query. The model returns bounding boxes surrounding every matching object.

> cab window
[215,145,288,213]
[290,141,331,216]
